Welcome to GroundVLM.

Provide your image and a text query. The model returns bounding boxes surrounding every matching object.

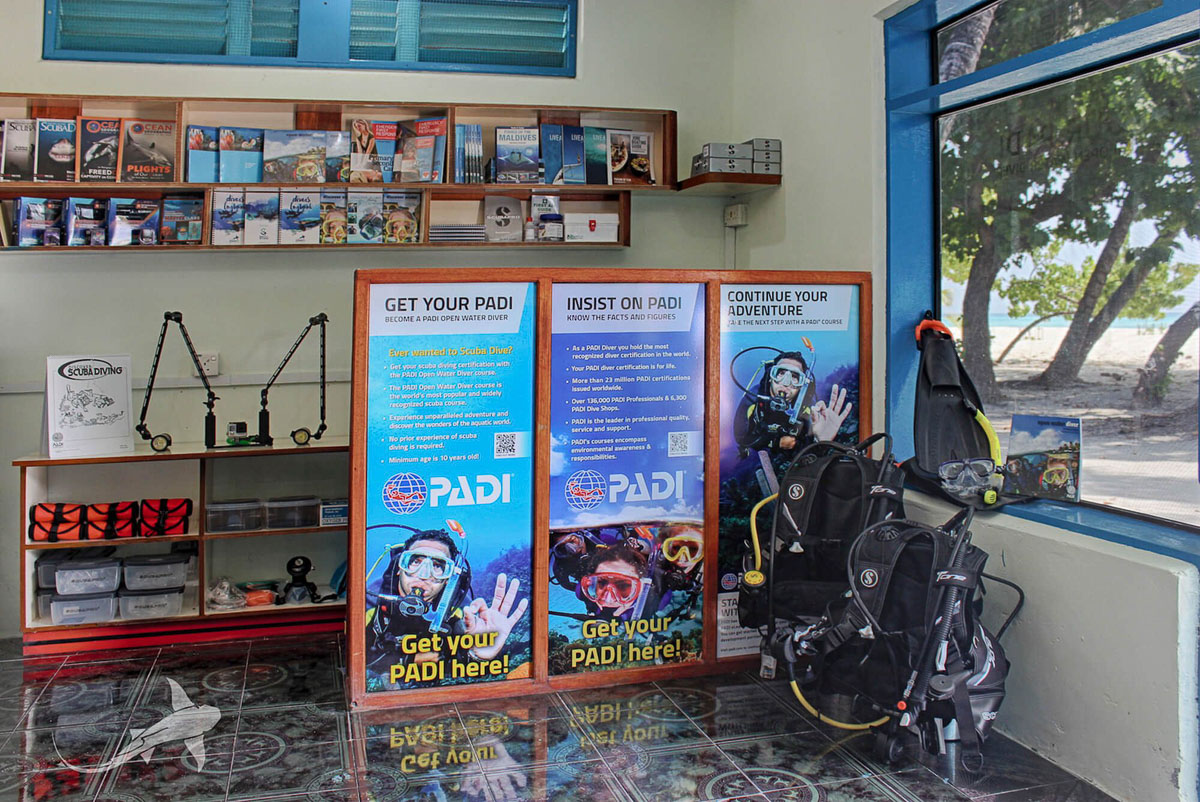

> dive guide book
[75,118,121,182]
[1002,414,1082,503]
[34,119,76,182]
[119,119,176,182]
[2,119,35,182]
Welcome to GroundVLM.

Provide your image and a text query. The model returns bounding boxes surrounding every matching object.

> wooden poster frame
[349,268,872,708]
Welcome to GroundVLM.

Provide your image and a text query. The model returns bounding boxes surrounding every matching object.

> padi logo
[383,473,512,514]
[57,358,124,381]
[608,471,684,504]
[859,569,879,588]
[564,470,606,511]
[721,573,738,591]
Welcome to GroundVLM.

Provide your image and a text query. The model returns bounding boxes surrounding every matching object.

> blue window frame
[883,3,1200,791]
[43,0,578,77]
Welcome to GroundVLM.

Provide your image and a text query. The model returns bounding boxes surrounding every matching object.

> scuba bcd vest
[739,433,905,629]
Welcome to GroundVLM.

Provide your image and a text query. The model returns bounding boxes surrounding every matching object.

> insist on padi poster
[717,284,860,658]
[365,283,535,692]
[548,283,706,674]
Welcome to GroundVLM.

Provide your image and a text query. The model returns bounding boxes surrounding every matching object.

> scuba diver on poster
[731,343,852,459]
[364,521,528,687]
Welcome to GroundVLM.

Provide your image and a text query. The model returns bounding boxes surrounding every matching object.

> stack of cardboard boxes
[690,139,781,177]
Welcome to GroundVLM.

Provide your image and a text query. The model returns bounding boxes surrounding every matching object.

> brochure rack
[14,438,349,655]
[0,92,779,251]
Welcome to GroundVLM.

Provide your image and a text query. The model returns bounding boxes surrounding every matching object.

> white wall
[0,0,736,635]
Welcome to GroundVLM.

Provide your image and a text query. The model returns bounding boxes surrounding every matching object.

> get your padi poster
[364,283,535,693]
[548,283,706,674]
[717,284,860,658]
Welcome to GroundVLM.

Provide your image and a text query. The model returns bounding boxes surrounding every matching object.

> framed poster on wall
[353,278,536,704]
[547,282,707,674]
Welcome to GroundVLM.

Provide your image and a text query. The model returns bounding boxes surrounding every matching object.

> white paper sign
[46,355,135,458]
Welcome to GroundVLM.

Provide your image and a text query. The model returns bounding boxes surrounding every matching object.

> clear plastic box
[49,592,117,625]
[118,587,184,619]
[265,496,320,529]
[54,559,121,595]
[36,589,52,621]
[123,554,189,590]
[205,499,263,533]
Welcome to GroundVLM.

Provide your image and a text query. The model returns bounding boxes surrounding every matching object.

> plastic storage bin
[206,499,263,533]
[123,554,189,590]
[36,589,51,621]
[49,592,117,625]
[35,552,68,590]
[118,587,184,619]
[54,559,121,595]
[265,496,320,529]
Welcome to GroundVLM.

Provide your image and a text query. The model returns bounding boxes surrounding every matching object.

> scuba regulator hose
[789,677,890,731]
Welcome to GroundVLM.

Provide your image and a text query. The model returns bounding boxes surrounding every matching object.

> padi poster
[717,284,860,658]
[364,282,535,692]
[548,283,706,674]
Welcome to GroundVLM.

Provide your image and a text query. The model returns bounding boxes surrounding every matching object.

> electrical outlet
[724,203,749,227]
[194,352,219,378]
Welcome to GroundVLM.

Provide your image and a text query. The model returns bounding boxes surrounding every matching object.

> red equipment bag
[86,518,136,539]
[29,503,85,524]
[139,516,190,537]
[28,520,82,542]
[140,498,193,526]
[86,501,138,522]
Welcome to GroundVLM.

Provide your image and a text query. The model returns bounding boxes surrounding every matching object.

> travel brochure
[1003,414,1082,502]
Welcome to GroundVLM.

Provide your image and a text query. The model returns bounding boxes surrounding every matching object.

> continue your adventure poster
[363,282,534,692]
[717,284,860,658]
[548,283,706,674]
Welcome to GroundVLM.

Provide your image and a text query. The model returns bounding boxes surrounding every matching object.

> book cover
[540,124,563,184]
[2,119,35,181]
[349,120,397,183]
[279,189,321,244]
[413,117,447,182]
[325,130,349,183]
[608,130,654,185]
[263,130,326,183]
[1003,414,1082,502]
[483,195,523,242]
[16,197,63,247]
[319,189,347,245]
[186,125,218,183]
[119,119,176,182]
[347,189,383,244]
[398,129,436,183]
[583,126,608,184]
[495,126,540,184]
[561,125,585,184]
[64,198,107,246]
[243,190,280,245]
[46,354,134,458]
[34,119,77,182]
[160,196,204,243]
[105,198,160,246]
[382,190,421,243]
[210,189,244,246]
[454,124,465,183]
[75,118,121,182]
[218,127,264,183]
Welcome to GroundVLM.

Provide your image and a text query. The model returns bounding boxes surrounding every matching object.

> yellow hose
[790,680,891,730]
[748,493,778,572]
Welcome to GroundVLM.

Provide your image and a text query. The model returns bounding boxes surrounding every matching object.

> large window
[886,0,1200,526]
[44,0,578,77]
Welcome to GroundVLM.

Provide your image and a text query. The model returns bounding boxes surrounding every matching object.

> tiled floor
[0,637,1116,802]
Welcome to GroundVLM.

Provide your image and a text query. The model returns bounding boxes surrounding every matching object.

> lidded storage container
[206,499,263,533]
[123,554,189,590]
[265,495,320,529]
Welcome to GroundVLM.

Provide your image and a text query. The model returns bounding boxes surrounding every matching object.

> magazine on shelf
[2,119,35,181]
[106,198,160,246]
[483,195,522,242]
[608,130,654,186]
[397,121,435,183]
[211,189,245,246]
[319,188,347,245]
[382,190,422,243]
[263,130,326,183]
[1003,414,1082,502]
[495,126,539,184]
[325,130,349,183]
[561,125,585,184]
[347,189,384,244]
[45,354,135,458]
[410,117,446,182]
[243,190,280,245]
[349,120,396,183]
[15,197,63,247]
[540,124,563,184]
[119,119,175,182]
[186,125,218,182]
[279,188,321,245]
[34,119,76,182]
[64,197,107,246]
[583,126,608,184]
[218,127,264,183]
[160,196,204,243]
[75,118,121,182]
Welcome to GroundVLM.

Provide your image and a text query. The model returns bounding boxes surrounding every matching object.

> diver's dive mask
[660,533,703,565]
[579,572,643,607]
[938,458,1000,504]
[398,547,454,581]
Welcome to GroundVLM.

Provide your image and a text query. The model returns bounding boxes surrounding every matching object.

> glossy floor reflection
[0,637,1116,802]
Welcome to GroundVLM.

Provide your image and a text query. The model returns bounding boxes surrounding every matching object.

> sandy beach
[978,324,1199,522]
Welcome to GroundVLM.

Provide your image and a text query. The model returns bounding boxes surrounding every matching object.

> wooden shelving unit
[1,93,778,252]
[14,438,349,654]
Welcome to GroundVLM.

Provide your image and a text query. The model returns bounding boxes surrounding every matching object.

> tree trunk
[1037,193,1139,385]
[996,313,1065,364]
[938,7,996,144]
[1133,301,1200,407]
[960,228,999,400]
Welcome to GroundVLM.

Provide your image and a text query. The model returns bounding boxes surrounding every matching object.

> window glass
[938,43,1200,524]
[937,0,1161,82]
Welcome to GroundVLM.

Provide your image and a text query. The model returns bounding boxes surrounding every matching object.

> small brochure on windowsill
[1002,413,1081,502]
[44,355,135,458]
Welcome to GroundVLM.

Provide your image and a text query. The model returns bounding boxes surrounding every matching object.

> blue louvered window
[44,0,577,77]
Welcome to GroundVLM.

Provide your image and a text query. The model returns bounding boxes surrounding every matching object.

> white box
[753,150,782,164]
[701,142,753,159]
[744,138,782,151]
[564,212,619,242]
[320,499,348,527]
[752,162,782,175]
[692,157,752,175]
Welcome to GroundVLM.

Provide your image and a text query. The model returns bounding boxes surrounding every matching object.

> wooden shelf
[13,436,349,467]
[0,181,667,194]
[203,525,346,540]
[677,172,782,195]
[205,596,345,617]
[24,535,199,551]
